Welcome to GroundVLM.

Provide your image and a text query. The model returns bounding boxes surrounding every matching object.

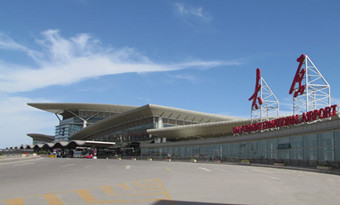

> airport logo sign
[289,54,306,98]
[248,68,263,109]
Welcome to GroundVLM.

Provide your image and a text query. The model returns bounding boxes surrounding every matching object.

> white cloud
[0,30,239,93]
[0,95,56,148]
[174,3,212,23]
[0,33,41,61]
[167,73,198,83]
[0,29,243,147]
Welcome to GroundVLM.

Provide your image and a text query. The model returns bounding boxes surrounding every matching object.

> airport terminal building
[26,102,340,168]
[25,54,340,168]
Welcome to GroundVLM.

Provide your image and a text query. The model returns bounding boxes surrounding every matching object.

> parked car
[83,154,93,159]
[73,150,83,158]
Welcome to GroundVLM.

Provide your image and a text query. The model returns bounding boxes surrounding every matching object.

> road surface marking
[156,178,173,205]
[6,198,24,205]
[119,183,132,190]
[60,164,75,168]
[215,168,230,173]
[123,192,165,197]
[84,165,92,169]
[165,167,171,171]
[133,180,160,187]
[101,185,116,196]
[125,165,131,170]
[43,193,64,205]
[76,189,99,203]
[13,162,34,167]
[139,187,164,191]
[198,167,212,172]
[0,158,43,166]
[1,178,173,204]
[252,168,273,174]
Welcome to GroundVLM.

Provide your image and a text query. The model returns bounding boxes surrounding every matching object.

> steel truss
[290,54,331,115]
[250,68,280,123]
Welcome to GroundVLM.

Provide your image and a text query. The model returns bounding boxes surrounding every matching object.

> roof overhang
[70,104,247,140]
[33,140,116,150]
[147,119,252,139]
[19,145,33,149]
[147,112,340,140]
[27,133,55,143]
[27,103,138,115]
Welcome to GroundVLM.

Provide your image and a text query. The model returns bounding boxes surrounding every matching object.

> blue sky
[0,0,339,148]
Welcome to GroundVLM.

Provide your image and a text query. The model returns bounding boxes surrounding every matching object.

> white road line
[252,168,273,174]
[13,162,34,167]
[60,163,76,168]
[85,165,92,169]
[215,168,230,173]
[270,177,280,180]
[0,157,44,166]
[125,165,131,170]
[198,167,212,172]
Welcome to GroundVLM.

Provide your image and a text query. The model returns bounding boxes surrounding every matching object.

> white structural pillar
[157,117,163,128]
[67,110,99,128]
[154,117,166,143]
[55,113,62,123]
[154,137,161,144]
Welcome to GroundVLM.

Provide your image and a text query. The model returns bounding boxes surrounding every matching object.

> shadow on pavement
[153,200,245,205]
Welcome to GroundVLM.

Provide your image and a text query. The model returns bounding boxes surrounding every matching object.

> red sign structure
[233,104,338,134]
[289,54,306,97]
[249,68,263,109]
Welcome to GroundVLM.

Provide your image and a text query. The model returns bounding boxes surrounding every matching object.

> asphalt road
[0,157,340,205]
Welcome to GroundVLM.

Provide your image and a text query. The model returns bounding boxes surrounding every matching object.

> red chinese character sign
[249,68,279,123]
[289,54,331,115]
[236,54,332,135]
[289,54,306,98]
[249,68,263,109]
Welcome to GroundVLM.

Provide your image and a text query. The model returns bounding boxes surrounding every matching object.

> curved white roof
[33,140,115,149]
[27,133,55,143]
[147,119,252,139]
[70,104,246,140]
[27,103,138,115]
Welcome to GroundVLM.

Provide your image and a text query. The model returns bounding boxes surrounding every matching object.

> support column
[157,117,163,128]
[67,110,98,128]
[154,137,161,144]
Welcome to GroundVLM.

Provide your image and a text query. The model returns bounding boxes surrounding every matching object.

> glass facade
[54,110,204,143]
[141,130,340,166]
[55,112,109,141]
[89,116,200,143]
